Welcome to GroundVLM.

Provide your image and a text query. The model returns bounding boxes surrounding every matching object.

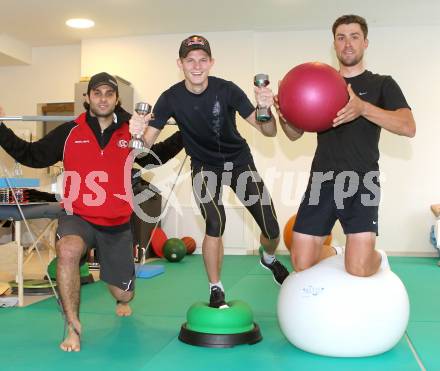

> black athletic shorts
[294,171,380,236]
[56,214,135,291]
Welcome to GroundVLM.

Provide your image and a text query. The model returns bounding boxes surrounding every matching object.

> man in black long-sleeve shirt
[0,72,183,352]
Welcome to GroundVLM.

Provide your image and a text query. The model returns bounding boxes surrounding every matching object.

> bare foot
[116,302,132,317]
[60,322,81,352]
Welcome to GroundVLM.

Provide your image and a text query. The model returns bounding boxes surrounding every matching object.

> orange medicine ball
[283,214,332,250]
[181,236,196,255]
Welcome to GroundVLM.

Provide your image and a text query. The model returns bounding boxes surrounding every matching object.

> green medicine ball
[47,257,90,279]
[163,238,186,262]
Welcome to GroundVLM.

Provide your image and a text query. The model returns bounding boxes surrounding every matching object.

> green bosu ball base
[178,300,262,348]
[47,257,94,285]
[9,279,56,295]
[48,257,90,279]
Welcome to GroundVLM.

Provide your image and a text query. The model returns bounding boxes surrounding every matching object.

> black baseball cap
[87,72,118,95]
[179,35,211,58]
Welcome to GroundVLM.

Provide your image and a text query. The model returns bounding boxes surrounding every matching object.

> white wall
[0,25,437,255]
[0,44,81,185]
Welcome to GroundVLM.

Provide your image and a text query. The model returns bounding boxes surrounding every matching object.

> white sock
[262,251,276,264]
[333,245,345,255]
[209,281,224,292]
[377,249,390,270]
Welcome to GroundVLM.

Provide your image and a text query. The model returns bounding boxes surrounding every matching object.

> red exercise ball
[278,62,348,132]
[150,227,168,258]
[181,236,196,255]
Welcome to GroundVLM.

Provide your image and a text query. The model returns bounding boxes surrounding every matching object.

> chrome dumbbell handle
[254,74,271,122]
[129,102,152,150]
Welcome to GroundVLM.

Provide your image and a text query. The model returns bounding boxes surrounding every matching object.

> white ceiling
[1,0,439,64]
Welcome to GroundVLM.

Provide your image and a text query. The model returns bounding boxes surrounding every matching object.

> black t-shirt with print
[150,76,255,167]
[311,70,411,173]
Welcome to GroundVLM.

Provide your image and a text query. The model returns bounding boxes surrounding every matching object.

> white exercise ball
[277,254,410,357]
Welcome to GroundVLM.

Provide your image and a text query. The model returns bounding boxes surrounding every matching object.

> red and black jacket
[0,108,183,227]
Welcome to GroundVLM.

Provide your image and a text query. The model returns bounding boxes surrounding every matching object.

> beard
[90,106,114,118]
[337,51,364,67]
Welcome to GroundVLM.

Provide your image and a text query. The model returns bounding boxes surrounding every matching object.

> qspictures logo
[57,150,382,224]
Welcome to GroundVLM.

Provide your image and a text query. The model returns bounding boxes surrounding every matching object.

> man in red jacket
[0,72,183,352]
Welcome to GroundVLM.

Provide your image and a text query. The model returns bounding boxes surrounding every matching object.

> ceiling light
[66,18,95,29]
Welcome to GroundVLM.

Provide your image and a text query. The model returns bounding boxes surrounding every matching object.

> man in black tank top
[275,15,416,277]
[130,35,289,308]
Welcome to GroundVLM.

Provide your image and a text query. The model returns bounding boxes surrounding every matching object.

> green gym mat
[228,275,279,317]
[389,257,440,322]
[28,255,267,316]
[142,318,420,371]
[0,309,183,371]
[407,321,440,371]
[0,254,437,370]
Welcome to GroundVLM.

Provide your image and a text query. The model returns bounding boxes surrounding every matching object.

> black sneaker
[209,286,229,309]
[260,257,289,285]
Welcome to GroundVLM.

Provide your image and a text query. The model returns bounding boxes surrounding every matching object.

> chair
[0,202,64,306]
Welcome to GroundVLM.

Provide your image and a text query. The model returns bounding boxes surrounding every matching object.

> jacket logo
[117,139,129,148]
[74,140,90,144]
